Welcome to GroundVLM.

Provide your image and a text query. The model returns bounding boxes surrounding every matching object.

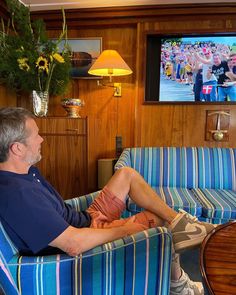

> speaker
[98,158,118,189]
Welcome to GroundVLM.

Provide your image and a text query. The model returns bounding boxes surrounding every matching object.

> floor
[181,248,210,294]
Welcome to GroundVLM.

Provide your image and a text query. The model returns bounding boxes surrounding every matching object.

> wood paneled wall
[1,3,236,192]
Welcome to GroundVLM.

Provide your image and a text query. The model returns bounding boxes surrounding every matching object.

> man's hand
[123,216,148,235]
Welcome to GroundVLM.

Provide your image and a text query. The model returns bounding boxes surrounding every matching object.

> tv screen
[145,34,236,103]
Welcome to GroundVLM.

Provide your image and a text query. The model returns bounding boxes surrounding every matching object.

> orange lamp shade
[88,50,133,77]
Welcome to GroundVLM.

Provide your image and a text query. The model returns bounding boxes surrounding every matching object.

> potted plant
[0,0,71,116]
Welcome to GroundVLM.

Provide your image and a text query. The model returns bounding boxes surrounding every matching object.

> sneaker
[169,210,216,253]
[170,269,204,295]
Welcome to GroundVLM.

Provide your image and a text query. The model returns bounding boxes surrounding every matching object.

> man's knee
[114,167,137,182]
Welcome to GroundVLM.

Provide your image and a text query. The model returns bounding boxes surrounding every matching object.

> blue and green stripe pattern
[127,187,202,217]
[115,147,236,223]
[0,192,172,295]
[192,188,236,220]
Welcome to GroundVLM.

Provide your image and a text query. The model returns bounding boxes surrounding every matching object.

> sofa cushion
[196,147,236,190]
[198,216,232,225]
[127,187,202,217]
[191,188,236,220]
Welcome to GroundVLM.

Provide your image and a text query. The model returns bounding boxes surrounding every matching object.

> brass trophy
[61,98,85,118]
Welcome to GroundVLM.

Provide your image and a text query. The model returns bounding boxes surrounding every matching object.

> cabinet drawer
[35,117,87,135]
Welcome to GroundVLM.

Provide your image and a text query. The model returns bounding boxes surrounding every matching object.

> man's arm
[194,52,212,65]
[49,221,146,256]
[225,71,236,81]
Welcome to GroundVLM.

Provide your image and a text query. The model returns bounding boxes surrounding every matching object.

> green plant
[0,0,71,96]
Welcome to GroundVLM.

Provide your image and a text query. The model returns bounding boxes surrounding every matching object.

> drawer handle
[65,128,78,132]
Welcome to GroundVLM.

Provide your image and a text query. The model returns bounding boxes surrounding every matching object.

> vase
[61,98,84,118]
[32,90,49,117]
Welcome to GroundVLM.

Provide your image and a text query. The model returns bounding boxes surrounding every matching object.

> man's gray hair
[0,107,34,162]
[213,52,221,58]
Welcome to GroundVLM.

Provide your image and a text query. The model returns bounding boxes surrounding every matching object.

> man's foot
[170,269,204,295]
[169,210,216,253]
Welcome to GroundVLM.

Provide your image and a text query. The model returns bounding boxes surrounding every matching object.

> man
[194,48,218,102]
[0,107,215,294]
[224,53,236,83]
[212,52,236,101]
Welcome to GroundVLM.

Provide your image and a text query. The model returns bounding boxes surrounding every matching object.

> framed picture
[145,33,236,104]
[57,37,102,79]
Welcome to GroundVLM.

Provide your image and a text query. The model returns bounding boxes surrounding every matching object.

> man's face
[22,118,44,165]
[204,52,211,60]
[231,56,236,67]
[213,55,221,66]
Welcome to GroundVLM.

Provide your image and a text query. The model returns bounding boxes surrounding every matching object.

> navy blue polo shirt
[0,166,91,255]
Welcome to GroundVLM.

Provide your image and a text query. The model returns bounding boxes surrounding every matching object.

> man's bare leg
[106,167,177,223]
[170,253,204,295]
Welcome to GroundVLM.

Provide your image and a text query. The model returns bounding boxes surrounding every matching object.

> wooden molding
[30,3,236,29]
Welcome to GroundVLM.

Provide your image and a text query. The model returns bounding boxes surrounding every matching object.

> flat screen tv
[145,33,236,103]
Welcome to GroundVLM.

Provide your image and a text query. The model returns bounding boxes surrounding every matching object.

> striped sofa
[0,191,172,295]
[115,147,236,224]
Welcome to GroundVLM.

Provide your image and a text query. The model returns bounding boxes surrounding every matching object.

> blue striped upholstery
[65,191,99,210]
[198,216,232,225]
[0,192,172,295]
[127,187,202,217]
[115,147,236,224]
[192,188,236,220]
[196,147,236,189]
[116,147,198,188]
[0,251,18,295]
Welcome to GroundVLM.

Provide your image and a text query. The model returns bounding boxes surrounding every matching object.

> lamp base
[114,83,121,96]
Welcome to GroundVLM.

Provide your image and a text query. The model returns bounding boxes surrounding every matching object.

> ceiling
[20,0,235,11]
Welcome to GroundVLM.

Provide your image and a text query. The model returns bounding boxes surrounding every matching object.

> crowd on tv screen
[161,39,236,102]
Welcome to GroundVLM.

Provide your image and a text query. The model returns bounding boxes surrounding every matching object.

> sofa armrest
[65,191,100,211]
[7,227,172,295]
[114,148,131,170]
[1,201,173,295]
[9,227,171,264]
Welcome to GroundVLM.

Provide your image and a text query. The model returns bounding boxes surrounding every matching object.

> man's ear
[9,142,24,157]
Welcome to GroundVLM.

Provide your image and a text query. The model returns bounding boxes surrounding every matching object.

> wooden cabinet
[35,117,88,199]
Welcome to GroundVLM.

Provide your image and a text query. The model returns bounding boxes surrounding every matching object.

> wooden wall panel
[140,105,184,146]
[139,104,236,148]
[182,105,236,148]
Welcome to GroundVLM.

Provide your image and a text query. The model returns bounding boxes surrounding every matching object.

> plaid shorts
[87,186,158,229]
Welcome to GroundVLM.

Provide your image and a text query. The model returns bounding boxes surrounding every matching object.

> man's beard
[29,154,42,165]
[24,153,42,166]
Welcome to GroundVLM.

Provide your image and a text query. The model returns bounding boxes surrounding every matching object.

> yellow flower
[17,58,30,72]
[53,53,65,63]
[36,56,49,73]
